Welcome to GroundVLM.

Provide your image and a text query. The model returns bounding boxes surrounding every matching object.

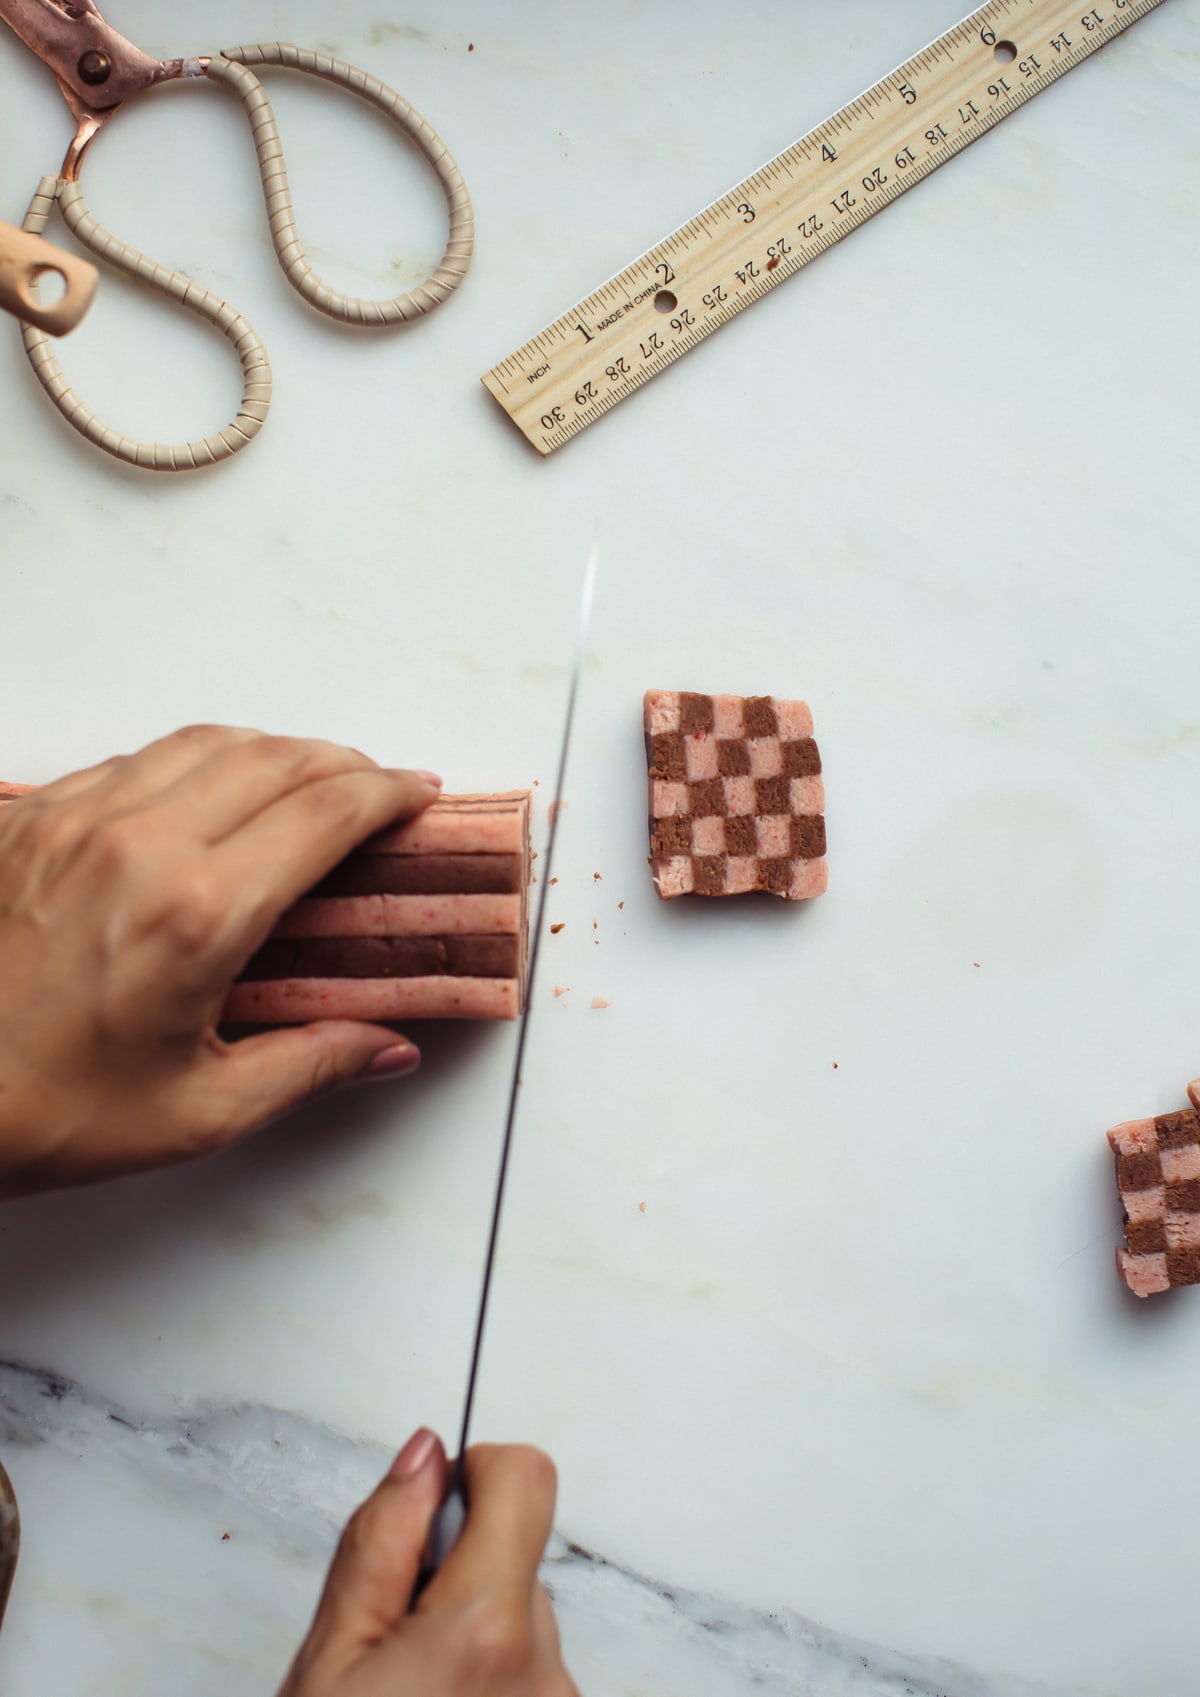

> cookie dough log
[644,691,827,901]
[226,792,531,1021]
[1108,1110,1200,1297]
[0,782,530,1021]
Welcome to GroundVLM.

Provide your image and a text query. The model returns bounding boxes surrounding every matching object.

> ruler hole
[993,40,1017,62]
[653,289,677,314]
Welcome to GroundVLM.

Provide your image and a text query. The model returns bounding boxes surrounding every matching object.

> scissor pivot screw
[77,50,112,85]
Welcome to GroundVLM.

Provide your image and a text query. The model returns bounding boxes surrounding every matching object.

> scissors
[1,0,474,472]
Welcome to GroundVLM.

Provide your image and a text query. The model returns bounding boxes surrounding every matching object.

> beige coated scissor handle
[0,219,96,335]
[20,42,474,473]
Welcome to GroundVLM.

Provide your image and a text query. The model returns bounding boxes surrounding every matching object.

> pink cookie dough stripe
[1163,1145,1200,1183]
[1124,1186,1165,1224]
[789,858,828,901]
[224,975,519,1022]
[644,690,681,734]
[747,738,783,778]
[775,699,814,740]
[1116,1248,1171,1298]
[1107,1118,1157,1156]
[367,793,529,855]
[712,696,744,738]
[652,780,690,818]
[651,857,694,898]
[789,776,825,815]
[685,734,719,781]
[724,856,758,894]
[274,893,521,939]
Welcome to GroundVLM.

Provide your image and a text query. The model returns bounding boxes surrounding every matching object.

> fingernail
[365,1043,421,1080]
[412,770,442,788]
[391,1428,438,1479]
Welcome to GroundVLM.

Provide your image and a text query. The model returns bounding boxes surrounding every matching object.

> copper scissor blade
[0,0,176,114]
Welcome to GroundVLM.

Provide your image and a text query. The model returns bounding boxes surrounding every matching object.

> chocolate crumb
[221,1532,231,1542]
[617,901,624,909]
[550,922,565,934]
[593,872,602,881]
[549,876,558,885]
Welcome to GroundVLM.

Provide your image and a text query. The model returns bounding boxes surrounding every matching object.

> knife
[415,545,598,1597]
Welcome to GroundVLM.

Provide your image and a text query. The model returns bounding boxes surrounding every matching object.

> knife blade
[415,545,598,1596]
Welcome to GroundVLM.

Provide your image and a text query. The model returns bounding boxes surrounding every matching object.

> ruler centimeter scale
[482,0,1164,453]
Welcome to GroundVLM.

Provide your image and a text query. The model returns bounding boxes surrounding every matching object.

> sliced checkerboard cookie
[1109,1110,1200,1296]
[643,690,827,901]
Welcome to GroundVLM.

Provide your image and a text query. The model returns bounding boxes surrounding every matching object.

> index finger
[417,1445,558,1615]
[211,766,441,963]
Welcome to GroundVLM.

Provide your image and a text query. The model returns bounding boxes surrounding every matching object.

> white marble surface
[1,2,1198,1692]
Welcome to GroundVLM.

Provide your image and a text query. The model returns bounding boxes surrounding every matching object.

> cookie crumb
[590,995,610,1010]
[617,901,624,909]
[550,922,565,935]
[593,872,602,881]
[221,1532,231,1542]
[637,1201,646,1213]
[553,984,569,997]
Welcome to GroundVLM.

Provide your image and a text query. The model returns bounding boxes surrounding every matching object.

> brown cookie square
[755,777,790,816]
[649,732,687,781]
[723,815,757,856]
[1156,1111,1200,1150]
[757,857,794,894]
[782,739,821,777]
[1118,1151,1163,1192]
[692,856,726,895]
[1167,1247,1200,1287]
[679,693,714,733]
[688,778,725,818]
[742,696,778,737]
[716,739,751,777]
[650,817,691,857]
[790,815,827,859]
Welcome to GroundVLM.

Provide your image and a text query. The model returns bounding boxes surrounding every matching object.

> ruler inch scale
[483,0,1164,454]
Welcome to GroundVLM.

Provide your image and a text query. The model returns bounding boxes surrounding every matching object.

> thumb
[298,1431,447,1674]
[207,1021,422,1140]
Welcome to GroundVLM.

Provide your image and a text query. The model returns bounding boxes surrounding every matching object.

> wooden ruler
[482,0,1164,453]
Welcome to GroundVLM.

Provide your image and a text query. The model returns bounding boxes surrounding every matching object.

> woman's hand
[0,725,441,1195]
[281,1435,577,1697]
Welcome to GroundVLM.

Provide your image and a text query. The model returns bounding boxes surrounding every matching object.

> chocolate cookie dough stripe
[273,893,521,939]
[239,934,518,981]
[309,853,523,898]
[223,975,519,1022]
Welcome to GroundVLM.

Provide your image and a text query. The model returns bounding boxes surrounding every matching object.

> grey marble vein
[0,1361,1061,1696]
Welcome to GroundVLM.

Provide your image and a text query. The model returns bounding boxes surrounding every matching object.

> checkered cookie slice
[644,690,827,901]
[1109,1109,1200,1297]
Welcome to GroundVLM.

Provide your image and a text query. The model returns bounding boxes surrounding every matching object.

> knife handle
[411,1478,467,1605]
